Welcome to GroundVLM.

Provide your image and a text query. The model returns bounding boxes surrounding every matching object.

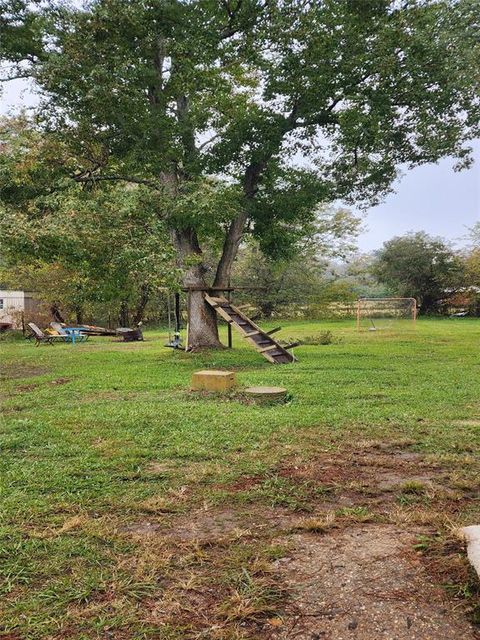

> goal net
[356,298,417,332]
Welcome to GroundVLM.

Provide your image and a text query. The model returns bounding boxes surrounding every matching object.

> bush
[300,331,335,345]
[280,330,336,346]
[0,329,26,342]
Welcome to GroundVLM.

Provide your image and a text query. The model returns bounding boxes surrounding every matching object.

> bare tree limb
[0,73,33,83]
[198,133,221,151]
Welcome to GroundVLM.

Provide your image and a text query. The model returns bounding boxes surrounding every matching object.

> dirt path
[271,524,480,639]
[122,442,480,638]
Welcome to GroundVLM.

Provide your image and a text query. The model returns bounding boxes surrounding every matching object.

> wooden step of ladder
[205,294,296,364]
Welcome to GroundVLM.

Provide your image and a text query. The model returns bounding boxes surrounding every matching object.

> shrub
[280,331,336,347]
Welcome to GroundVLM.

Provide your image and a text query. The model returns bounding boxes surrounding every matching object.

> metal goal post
[356,297,417,331]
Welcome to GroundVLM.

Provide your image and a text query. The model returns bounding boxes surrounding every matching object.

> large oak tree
[1,0,479,347]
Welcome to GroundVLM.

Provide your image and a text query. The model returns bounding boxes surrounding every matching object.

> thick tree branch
[72,173,160,190]
[218,0,272,40]
[213,104,300,288]
[220,0,244,39]
[0,73,33,82]
[148,35,167,106]
[213,84,346,287]
[198,133,221,151]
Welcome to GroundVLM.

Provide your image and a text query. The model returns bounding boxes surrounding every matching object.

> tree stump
[244,386,288,404]
[116,327,144,341]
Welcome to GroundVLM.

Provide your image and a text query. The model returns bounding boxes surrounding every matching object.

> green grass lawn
[2,318,480,638]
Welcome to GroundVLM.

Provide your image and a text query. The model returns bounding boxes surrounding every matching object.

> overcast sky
[2,77,479,253]
[355,141,480,251]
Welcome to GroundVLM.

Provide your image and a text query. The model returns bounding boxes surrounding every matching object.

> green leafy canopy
[1,0,479,268]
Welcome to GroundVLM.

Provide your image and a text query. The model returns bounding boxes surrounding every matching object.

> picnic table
[62,327,88,344]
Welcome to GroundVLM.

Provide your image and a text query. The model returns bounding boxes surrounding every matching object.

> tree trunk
[420,294,439,315]
[214,210,248,288]
[75,306,83,325]
[186,287,221,350]
[171,226,222,350]
[118,300,130,326]
[473,296,480,317]
[133,284,150,324]
[50,302,65,323]
[260,300,274,318]
[213,162,265,288]
[168,163,267,347]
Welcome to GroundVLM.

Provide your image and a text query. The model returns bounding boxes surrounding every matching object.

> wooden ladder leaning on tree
[204,294,297,364]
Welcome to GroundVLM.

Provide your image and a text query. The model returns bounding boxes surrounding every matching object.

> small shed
[0,290,41,329]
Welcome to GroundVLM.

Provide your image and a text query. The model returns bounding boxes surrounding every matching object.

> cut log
[74,324,116,336]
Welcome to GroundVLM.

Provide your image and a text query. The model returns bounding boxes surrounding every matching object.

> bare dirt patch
[144,461,174,475]
[269,524,480,639]
[122,521,164,537]
[50,377,72,385]
[119,504,480,639]
[168,507,246,542]
[117,442,480,638]
[15,383,39,393]
[453,420,480,427]
[124,504,297,544]
[276,445,446,511]
[220,475,264,491]
[0,364,48,380]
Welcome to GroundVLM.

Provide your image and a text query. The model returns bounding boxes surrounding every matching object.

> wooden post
[175,292,181,331]
[227,278,233,349]
[185,291,190,351]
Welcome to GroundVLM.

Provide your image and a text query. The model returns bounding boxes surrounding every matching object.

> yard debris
[74,324,116,336]
[115,324,144,341]
[49,323,117,336]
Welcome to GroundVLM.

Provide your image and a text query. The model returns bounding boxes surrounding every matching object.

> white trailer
[0,290,41,329]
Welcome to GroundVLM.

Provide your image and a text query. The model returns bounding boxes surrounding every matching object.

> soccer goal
[356,298,417,332]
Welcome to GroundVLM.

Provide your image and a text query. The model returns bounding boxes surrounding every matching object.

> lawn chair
[28,323,67,346]
[50,322,88,343]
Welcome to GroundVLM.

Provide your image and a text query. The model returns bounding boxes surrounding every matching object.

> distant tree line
[372,231,478,315]
[233,229,480,318]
